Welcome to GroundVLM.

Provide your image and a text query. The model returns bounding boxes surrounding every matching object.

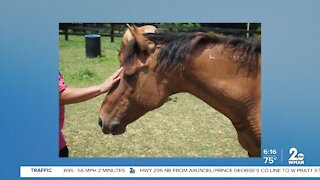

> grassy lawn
[59,35,247,157]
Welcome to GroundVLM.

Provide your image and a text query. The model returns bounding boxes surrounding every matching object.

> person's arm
[59,67,123,105]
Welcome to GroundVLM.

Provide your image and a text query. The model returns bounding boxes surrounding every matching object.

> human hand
[99,67,123,93]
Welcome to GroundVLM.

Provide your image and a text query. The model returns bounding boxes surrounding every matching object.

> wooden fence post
[246,23,250,38]
[64,28,68,41]
[110,24,114,43]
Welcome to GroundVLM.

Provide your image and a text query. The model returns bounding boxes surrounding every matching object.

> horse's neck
[171,49,261,122]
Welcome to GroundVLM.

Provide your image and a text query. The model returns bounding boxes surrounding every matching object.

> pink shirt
[59,72,67,150]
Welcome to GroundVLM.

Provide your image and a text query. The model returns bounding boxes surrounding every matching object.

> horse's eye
[124,72,137,80]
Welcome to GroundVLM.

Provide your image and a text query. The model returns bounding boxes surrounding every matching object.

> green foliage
[160,23,201,32]
[254,24,262,40]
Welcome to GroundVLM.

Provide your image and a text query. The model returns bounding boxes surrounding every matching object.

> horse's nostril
[98,117,103,128]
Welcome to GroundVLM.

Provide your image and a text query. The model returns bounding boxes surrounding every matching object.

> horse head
[99,25,171,135]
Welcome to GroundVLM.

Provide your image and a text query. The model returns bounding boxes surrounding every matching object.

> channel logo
[288,147,304,165]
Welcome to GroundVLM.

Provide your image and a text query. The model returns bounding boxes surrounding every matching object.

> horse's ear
[126,24,155,54]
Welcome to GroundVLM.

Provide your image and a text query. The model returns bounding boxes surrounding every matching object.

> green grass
[59,35,247,157]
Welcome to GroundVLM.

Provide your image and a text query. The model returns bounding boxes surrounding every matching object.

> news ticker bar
[20,166,320,178]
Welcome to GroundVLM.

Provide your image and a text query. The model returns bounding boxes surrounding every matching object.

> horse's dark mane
[122,32,261,73]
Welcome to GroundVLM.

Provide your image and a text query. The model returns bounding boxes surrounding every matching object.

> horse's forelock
[121,39,139,67]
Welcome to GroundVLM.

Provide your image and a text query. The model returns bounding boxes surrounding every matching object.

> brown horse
[99,25,261,157]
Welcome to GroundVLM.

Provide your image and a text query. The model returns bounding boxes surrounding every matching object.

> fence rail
[59,23,261,42]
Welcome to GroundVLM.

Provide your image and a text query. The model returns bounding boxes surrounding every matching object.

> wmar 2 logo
[129,168,136,174]
[288,147,304,165]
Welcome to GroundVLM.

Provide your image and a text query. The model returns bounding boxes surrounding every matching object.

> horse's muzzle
[98,117,126,135]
